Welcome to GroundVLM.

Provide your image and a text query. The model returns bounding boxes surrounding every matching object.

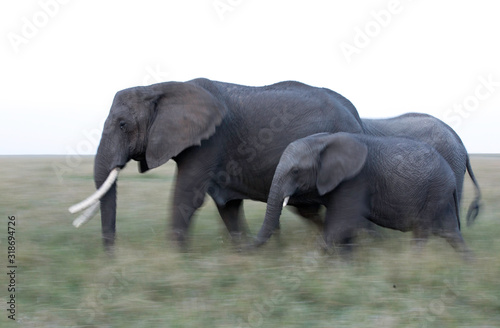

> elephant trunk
[93,137,126,253]
[98,180,117,252]
[254,171,289,247]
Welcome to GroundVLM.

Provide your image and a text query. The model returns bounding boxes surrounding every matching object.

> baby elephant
[255,132,472,259]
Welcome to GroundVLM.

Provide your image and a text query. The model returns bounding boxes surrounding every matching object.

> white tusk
[73,201,100,228]
[283,196,290,207]
[69,168,120,214]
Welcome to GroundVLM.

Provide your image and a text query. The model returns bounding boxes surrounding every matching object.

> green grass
[1,155,499,327]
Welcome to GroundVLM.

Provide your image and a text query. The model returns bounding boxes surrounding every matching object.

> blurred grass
[0,155,499,327]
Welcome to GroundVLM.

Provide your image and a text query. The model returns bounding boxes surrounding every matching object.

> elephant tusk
[283,196,290,207]
[72,201,100,228]
[68,168,120,214]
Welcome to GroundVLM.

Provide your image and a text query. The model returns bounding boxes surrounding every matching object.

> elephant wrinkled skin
[255,132,473,260]
[89,78,364,251]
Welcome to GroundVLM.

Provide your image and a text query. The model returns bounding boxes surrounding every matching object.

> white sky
[1,0,499,155]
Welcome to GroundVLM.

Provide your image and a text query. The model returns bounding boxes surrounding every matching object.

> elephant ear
[316,134,368,196]
[143,82,227,171]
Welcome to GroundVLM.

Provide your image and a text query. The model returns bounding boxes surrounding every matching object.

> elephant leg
[291,204,324,229]
[216,199,249,243]
[323,218,358,257]
[411,228,430,255]
[323,210,362,258]
[170,175,208,249]
[433,202,474,261]
[323,185,368,254]
[437,229,474,262]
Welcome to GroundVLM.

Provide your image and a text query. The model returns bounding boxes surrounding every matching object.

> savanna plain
[1,155,499,327]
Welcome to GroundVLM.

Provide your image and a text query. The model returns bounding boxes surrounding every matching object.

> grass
[0,155,499,327]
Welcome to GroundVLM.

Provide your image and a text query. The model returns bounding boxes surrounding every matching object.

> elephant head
[254,133,368,246]
[70,81,227,251]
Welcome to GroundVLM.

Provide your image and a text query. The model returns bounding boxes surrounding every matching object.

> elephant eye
[119,121,127,131]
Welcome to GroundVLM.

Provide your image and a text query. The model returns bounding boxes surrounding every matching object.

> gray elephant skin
[363,113,481,225]
[92,78,364,251]
[255,132,473,259]
[283,113,481,237]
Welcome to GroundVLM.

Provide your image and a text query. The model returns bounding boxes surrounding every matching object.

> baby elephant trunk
[254,177,288,246]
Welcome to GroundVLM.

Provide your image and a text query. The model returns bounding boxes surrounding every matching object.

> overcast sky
[1,0,499,155]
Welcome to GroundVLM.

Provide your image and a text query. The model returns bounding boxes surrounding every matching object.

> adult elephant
[363,113,481,225]
[69,78,363,251]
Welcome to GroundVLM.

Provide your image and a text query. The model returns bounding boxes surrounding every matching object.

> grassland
[0,155,499,327]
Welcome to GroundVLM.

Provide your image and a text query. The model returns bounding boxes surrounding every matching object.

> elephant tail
[465,156,481,227]
[453,189,461,231]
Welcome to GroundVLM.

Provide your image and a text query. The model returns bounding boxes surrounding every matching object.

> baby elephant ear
[144,82,227,170]
[316,134,368,196]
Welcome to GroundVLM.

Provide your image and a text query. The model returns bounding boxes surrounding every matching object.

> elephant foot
[459,249,476,263]
[102,233,116,257]
[228,231,246,244]
[171,229,189,251]
[320,236,356,262]
[225,231,250,253]
[322,244,355,261]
